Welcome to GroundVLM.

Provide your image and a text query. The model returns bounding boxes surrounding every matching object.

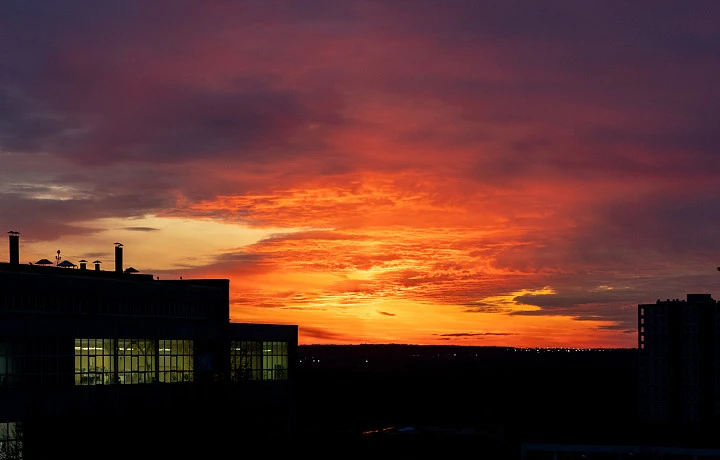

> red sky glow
[2,1,720,347]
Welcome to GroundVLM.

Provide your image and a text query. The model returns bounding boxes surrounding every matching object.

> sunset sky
[2,1,720,347]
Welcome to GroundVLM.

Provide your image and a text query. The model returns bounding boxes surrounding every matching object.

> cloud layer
[2,0,720,346]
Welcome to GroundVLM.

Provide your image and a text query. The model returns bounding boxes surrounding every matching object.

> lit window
[230,341,262,381]
[117,339,155,384]
[74,338,193,385]
[230,341,288,382]
[158,340,194,383]
[262,341,288,380]
[74,338,115,385]
[0,422,22,460]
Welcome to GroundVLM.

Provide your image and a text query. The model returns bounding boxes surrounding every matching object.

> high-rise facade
[638,294,720,425]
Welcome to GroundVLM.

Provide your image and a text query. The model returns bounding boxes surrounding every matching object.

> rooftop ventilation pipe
[8,231,19,265]
[114,242,123,274]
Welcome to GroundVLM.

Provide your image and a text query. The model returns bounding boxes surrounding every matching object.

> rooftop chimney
[114,242,123,274]
[8,231,19,265]
[79,259,87,270]
[93,260,102,271]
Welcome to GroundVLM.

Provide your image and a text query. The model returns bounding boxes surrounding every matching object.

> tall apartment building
[638,294,720,425]
[0,231,298,460]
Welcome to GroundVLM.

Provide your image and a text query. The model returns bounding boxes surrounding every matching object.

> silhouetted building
[522,443,720,459]
[0,231,297,460]
[638,294,720,425]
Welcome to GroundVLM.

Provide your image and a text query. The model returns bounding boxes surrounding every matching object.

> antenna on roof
[55,250,61,267]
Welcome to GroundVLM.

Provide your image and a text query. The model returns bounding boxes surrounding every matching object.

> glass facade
[74,339,193,385]
[75,339,115,385]
[1,340,71,387]
[263,341,288,380]
[118,339,156,384]
[0,422,22,460]
[230,341,288,382]
[0,342,18,386]
[158,340,193,383]
[3,338,289,386]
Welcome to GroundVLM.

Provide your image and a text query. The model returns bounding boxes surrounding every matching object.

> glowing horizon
[2,1,720,347]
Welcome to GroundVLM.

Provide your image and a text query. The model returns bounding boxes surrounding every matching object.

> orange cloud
[154,175,643,347]
[4,1,719,348]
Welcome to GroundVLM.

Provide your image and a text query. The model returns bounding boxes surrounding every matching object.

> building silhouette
[638,294,720,425]
[0,231,297,460]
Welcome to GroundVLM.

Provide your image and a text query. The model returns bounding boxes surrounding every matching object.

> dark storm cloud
[435,332,515,337]
[505,267,719,329]
[374,1,720,183]
[0,1,345,166]
[387,0,720,58]
[3,0,719,176]
[595,192,720,256]
[144,250,276,282]
[299,326,352,342]
[471,190,720,325]
[0,152,200,240]
[377,310,396,317]
[0,80,336,165]
[462,304,512,314]
[259,231,369,244]
[123,227,159,232]
[0,181,175,241]
[492,186,720,279]
[510,301,639,332]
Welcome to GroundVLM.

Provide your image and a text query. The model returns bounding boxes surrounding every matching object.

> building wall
[0,265,230,322]
[638,295,720,426]
[0,264,298,459]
